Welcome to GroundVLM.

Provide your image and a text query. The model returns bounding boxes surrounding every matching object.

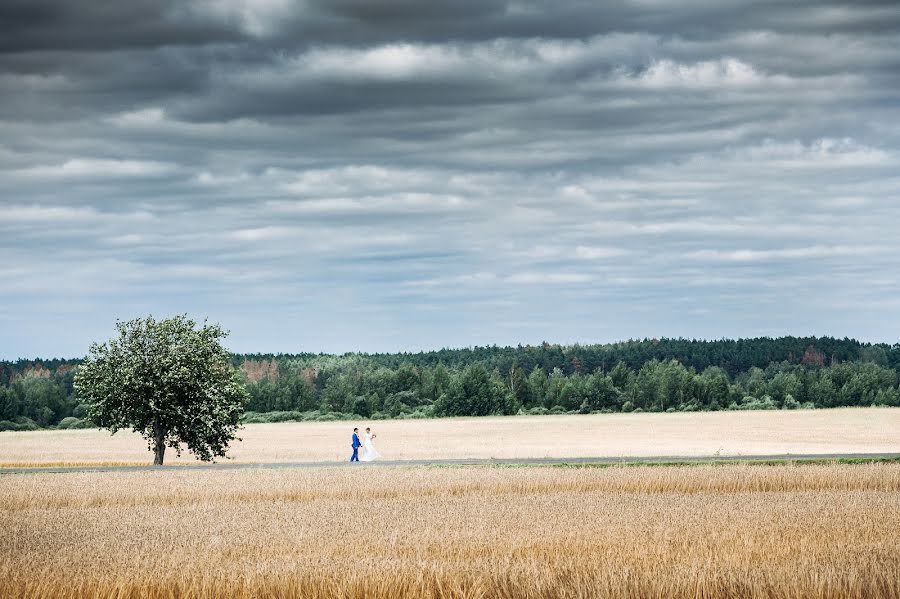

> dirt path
[2,452,899,475]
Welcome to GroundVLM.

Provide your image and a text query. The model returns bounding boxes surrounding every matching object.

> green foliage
[524,366,546,408]
[730,395,779,410]
[0,416,40,431]
[74,315,248,464]
[56,416,95,429]
[436,363,515,416]
[56,416,82,429]
[3,336,900,429]
[507,363,529,408]
[350,395,371,417]
[579,374,621,413]
[321,374,354,413]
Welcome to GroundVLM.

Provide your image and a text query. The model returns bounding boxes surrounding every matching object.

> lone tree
[75,315,248,465]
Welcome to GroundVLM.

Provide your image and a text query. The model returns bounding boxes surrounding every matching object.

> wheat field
[2,462,899,598]
[2,407,898,466]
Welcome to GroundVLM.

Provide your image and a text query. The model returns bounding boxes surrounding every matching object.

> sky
[2,0,900,359]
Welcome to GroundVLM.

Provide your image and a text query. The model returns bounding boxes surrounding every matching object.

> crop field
[1,407,898,466]
[1,462,899,598]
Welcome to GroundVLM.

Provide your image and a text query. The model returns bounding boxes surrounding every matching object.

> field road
[2,453,899,475]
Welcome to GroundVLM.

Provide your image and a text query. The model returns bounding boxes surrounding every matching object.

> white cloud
[686,245,888,262]
[229,226,299,242]
[574,246,629,259]
[630,58,771,89]
[108,108,166,127]
[106,234,145,245]
[3,205,98,223]
[228,224,414,251]
[177,0,295,36]
[225,33,656,87]
[815,197,868,209]
[736,138,893,168]
[195,171,250,186]
[15,158,177,179]
[408,270,594,288]
[506,272,592,284]
[278,165,436,195]
[407,272,499,288]
[267,193,471,215]
[303,44,469,80]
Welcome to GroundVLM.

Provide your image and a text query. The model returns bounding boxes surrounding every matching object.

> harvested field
[1,407,898,466]
[2,462,899,598]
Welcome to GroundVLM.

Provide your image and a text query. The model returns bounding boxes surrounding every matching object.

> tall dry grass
[2,463,899,598]
[2,407,898,466]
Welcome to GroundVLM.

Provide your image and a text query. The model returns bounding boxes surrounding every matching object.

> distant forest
[2,336,900,431]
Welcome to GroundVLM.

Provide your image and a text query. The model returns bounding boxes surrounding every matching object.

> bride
[360,427,380,462]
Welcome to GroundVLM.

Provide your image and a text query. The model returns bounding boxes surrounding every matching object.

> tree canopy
[74,315,248,465]
[2,336,899,432]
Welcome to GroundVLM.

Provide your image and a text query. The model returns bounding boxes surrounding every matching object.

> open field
[0,407,898,466]
[1,463,899,598]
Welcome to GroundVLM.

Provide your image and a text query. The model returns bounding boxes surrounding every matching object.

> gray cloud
[1,0,899,357]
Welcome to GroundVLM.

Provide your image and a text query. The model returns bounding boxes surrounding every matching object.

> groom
[350,427,362,462]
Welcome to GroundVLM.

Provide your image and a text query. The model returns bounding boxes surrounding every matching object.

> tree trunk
[153,419,166,466]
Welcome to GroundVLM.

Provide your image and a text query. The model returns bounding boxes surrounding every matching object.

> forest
[2,336,899,431]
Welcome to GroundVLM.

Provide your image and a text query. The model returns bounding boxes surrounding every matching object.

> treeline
[2,337,899,430]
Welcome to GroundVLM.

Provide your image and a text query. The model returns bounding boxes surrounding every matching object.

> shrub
[242,412,267,423]
[241,410,359,423]
[0,417,40,432]
[308,411,352,422]
[14,416,40,430]
[783,394,801,410]
[270,411,307,423]
[396,409,430,420]
[56,417,82,429]
[731,395,778,411]
[526,407,550,416]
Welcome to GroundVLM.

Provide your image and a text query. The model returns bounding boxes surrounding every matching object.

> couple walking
[350,427,380,462]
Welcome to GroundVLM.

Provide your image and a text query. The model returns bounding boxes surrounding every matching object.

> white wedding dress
[360,432,380,462]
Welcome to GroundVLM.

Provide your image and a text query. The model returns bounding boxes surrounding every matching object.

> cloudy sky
[2,0,900,358]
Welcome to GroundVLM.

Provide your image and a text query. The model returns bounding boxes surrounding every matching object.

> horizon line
[2,334,897,363]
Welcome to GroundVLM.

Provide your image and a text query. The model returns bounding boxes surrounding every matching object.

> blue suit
[350,432,361,462]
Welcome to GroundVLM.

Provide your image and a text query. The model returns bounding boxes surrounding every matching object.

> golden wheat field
[2,463,899,598]
[1,407,898,466]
